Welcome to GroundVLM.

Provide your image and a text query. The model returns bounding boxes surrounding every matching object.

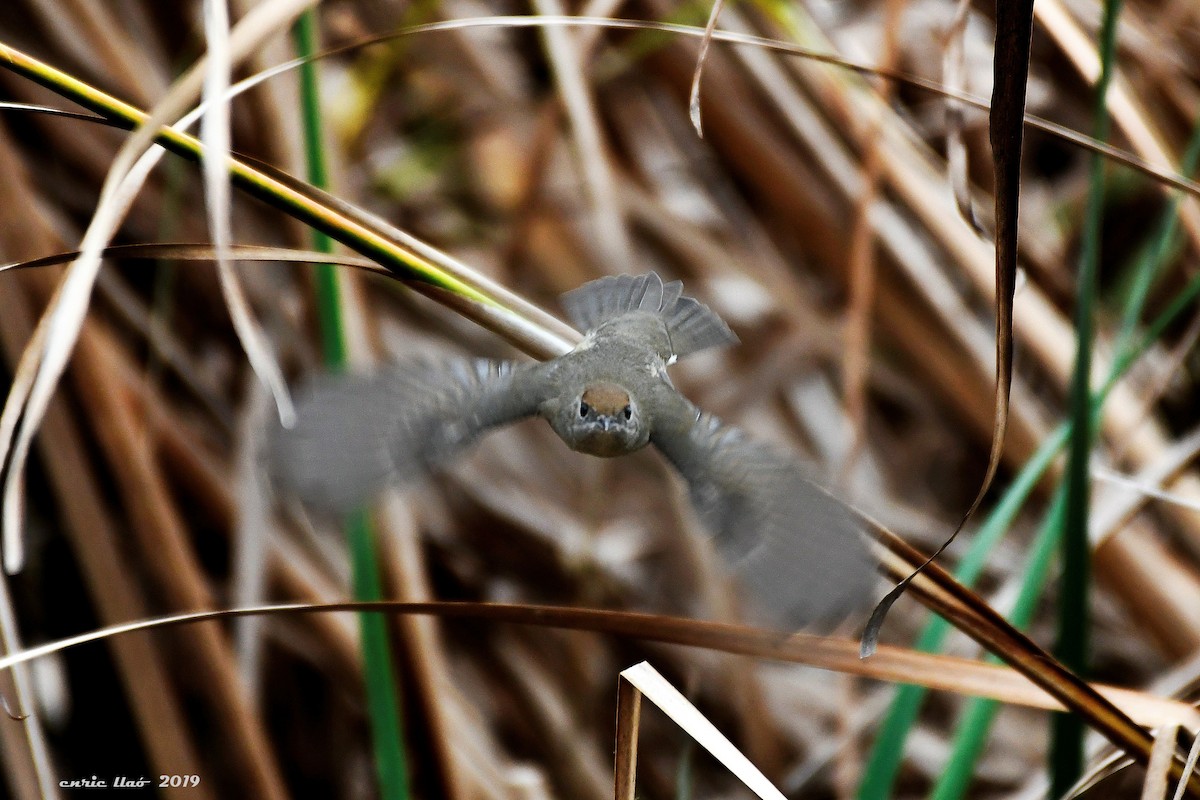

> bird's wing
[650,396,875,626]
[271,359,545,513]
[560,272,737,358]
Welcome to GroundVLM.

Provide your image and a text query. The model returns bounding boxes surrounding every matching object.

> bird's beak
[599,418,613,431]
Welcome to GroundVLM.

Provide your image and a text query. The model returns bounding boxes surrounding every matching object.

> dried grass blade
[201,0,294,426]
[232,382,273,695]
[619,662,785,800]
[613,674,642,800]
[1143,725,1181,800]
[1172,732,1200,800]
[0,243,384,275]
[866,515,1200,796]
[1092,426,1200,530]
[841,0,903,481]
[0,297,54,572]
[859,0,1035,658]
[688,0,726,137]
[0,572,57,798]
[0,601,1193,729]
[942,0,982,231]
[0,101,107,124]
[0,0,317,574]
[533,0,632,265]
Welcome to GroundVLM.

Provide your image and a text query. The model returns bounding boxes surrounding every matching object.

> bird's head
[550,382,648,457]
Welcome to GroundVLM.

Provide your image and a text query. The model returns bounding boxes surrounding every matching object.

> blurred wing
[652,404,874,626]
[664,296,738,357]
[271,359,543,513]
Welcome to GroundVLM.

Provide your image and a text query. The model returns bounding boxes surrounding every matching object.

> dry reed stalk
[1035,0,1200,249]
[23,0,166,104]
[500,632,614,800]
[841,0,906,479]
[0,137,211,796]
[115,340,365,674]
[0,662,44,800]
[379,494,468,800]
[52,292,288,800]
[534,0,634,268]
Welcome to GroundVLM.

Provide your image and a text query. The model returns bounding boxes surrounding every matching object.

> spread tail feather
[561,272,737,358]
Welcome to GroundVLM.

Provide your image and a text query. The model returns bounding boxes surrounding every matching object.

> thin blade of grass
[349,509,411,800]
[0,601,1193,726]
[614,674,642,800]
[1172,733,1200,800]
[688,0,726,137]
[1144,725,1182,800]
[1093,449,1200,521]
[291,11,411,800]
[232,380,271,698]
[1054,0,1122,791]
[839,0,903,482]
[859,0,1037,657]
[0,243,385,276]
[942,0,982,232]
[0,572,57,798]
[202,0,295,428]
[619,662,785,800]
[0,101,107,124]
[0,0,317,573]
[292,11,344,368]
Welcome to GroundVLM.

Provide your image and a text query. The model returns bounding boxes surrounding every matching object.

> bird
[271,272,874,626]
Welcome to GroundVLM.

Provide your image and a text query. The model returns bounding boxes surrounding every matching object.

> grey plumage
[272,359,540,511]
[649,405,873,625]
[271,272,873,627]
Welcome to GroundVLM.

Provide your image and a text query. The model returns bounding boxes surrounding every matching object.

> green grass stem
[929,494,1064,800]
[293,12,411,800]
[1052,0,1121,790]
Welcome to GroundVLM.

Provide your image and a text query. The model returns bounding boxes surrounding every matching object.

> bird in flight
[272,272,874,625]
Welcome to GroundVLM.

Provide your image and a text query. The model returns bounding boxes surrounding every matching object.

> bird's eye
[579,402,590,418]
[623,405,632,420]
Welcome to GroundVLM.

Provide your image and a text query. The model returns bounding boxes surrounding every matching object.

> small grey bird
[272,273,873,625]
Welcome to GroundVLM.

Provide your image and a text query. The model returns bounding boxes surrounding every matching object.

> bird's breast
[568,430,640,458]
